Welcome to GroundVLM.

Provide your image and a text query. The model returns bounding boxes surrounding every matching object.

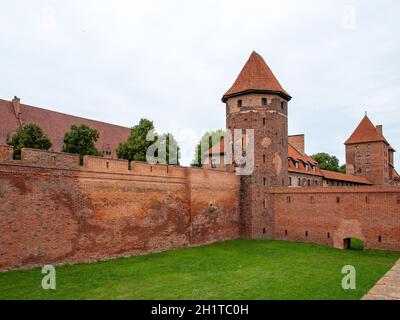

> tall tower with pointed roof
[345,115,397,185]
[223,51,291,238]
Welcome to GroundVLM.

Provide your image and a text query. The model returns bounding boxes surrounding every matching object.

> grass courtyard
[0,239,398,300]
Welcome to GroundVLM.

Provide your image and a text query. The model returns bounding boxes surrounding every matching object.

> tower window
[263,117,266,126]
[237,100,242,108]
[281,101,285,110]
[263,155,266,163]
[262,98,267,106]
[288,177,292,186]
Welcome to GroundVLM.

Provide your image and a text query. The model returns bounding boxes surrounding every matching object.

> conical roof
[222,51,291,102]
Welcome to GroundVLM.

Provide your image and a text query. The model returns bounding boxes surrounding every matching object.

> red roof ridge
[0,98,130,130]
[320,169,372,185]
[222,51,291,102]
[345,115,387,145]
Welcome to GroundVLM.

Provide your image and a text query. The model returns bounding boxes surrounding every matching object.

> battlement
[0,145,13,161]
[83,155,129,173]
[0,146,213,179]
[21,148,80,170]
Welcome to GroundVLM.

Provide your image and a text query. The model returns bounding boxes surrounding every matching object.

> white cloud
[0,0,399,167]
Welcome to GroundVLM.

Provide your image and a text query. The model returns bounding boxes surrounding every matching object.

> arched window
[262,98,267,106]
[237,100,242,108]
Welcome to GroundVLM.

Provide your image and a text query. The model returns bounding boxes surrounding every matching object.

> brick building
[0,97,130,158]
[0,51,399,271]
[345,115,400,185]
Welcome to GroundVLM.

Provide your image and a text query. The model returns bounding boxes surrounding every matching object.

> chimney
[288,134,305,154]
[376,125,383,136]
[12,96,23,127]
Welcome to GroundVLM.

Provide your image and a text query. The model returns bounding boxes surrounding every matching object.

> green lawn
[0,240,398,300]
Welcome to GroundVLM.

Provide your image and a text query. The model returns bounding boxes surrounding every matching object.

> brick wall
[271,187,400,251]
[0,150,240,271]
[21,148,80,170]
[0,145,13,161]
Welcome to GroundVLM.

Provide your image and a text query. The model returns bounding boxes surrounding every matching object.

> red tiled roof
[320,169,372,185]
[345,115,387,145]
[222,51,291,102]
[0,98,131,157]
[288,143,323,176]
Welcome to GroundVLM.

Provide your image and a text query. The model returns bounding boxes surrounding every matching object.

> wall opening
[343,238,364,250]
[263,228,266,234]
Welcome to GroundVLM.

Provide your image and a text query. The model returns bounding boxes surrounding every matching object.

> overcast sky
[1,0,399,167]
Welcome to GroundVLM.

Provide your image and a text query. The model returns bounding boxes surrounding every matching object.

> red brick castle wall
[270,187,400,251]
[0,146,240,271]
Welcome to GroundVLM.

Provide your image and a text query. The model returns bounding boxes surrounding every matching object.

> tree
[339,164,346,174]
[62,124,101,163]
[191,129,225,167]
[116,119,156,162]
[147,133,181,165]
[7,123,52,159]
[117,119,181,165]
[311,152,345,173]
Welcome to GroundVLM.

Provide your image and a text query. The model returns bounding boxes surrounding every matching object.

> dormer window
[294,161,299,169]
[237,100,242,108]
[311,165,316,172]
[305,163,309,171]
[262,98,267,106]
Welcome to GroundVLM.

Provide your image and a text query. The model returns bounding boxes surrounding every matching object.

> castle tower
[222,51,291,238]
[345,115,397,185]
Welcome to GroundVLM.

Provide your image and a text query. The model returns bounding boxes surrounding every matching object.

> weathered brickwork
[271,187,400,251]
[1,51,399,273]
[0,151,240,271]
[0,145,13,161]
[226,93,289,239]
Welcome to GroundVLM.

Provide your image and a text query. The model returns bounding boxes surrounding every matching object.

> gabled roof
[222,51,291,102]
[320,170,372,185]
[345,115,387,145]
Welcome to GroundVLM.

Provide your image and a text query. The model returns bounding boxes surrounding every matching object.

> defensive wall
[0,145,399,271]
[0,145,240,271]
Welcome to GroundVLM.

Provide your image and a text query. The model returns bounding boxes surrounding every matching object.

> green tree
[62,124,101,163]
[116,119,156,162]
[191,129,225,167]
[311,152,345,173]
[7,123,52,159]
[339,164,346,174]
[148,133,181,165]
